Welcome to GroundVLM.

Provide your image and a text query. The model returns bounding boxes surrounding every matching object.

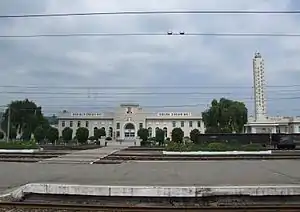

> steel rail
[1,202,300,211]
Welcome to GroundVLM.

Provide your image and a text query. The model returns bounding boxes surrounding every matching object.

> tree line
[0,98,248,142]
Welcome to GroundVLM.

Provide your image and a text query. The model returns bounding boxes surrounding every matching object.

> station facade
[57,104,205,140]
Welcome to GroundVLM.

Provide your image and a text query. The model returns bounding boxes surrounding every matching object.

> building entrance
[124,123,135,139]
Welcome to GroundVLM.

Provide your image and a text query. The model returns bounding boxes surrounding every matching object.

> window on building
[85,121,89,128]
[62,121,65,127]
[298,126,300,133]
[189,121,193,128]
[181,121,184,127]
[197,121,201,128]
[139,123,143,129]
[116,131,120,137]
[77,121,81,128]
[70,121,73,127]
[116,123,120,129]
[172,121,176,128]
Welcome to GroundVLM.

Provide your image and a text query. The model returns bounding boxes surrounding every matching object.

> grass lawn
[165,142,267,152]
[0,141,39,149]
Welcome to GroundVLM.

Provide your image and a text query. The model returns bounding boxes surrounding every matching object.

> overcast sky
[0,0,300,116]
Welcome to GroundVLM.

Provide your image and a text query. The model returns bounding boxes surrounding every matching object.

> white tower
[253,52,267,121]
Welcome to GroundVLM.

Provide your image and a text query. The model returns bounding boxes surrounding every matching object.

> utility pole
[6,105,10,143]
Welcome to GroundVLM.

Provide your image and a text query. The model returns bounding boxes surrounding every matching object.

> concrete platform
[0,160,300,195]
[3,183,300,200]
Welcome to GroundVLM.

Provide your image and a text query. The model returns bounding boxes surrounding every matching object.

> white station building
[57,104,205,140]
[245,52,300,134]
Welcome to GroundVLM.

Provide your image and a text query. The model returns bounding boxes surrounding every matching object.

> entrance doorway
[124,123,135,139]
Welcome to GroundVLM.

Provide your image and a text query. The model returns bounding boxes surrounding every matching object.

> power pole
[6,105,10,143]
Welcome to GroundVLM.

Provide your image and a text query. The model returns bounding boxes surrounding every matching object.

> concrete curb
[2,183,300,200]
[163,150,273,155]
[0,149,42,153]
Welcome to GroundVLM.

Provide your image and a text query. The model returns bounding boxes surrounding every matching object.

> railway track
[1,202,300,211]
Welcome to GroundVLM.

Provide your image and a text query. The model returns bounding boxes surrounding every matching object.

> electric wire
[1,10,300,19]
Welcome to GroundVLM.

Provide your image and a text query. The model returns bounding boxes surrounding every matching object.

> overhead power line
[3,32,300,38]
[1,85,300,89]
[1,10,300,19]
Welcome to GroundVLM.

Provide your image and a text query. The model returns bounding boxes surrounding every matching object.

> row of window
[62,120,202,129]
[61,120,89,128]
[173,121,201,128]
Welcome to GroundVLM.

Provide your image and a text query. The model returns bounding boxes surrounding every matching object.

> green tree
[34,126,45,143]
[190,129,201,143]
[137,128,149,142]
[21,127,32,141]
[94,128,106,140]
[202,98,248,133]
[1,99,49,138]
[62,127,73,142]
[171,128,184,143]
[155,128,165,146]
[9,126,17,140]
[76,127,89,144]
[0,131,4,140]
[46,127,59,144]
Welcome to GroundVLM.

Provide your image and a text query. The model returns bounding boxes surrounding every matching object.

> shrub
[62,127,73,142]
[34,126,45,143]
[105,137,112,141]
[0,131,4,140]
[141,140,151,147]
[155,129,165,146]
[171,128,184,143]
[94,128,106,140]
[206,142,228,151]
[190,129,201,143]
[88,136,96,141]
[242,144,266,151]
[76,127,89,144]
[165,142,195,152]
[46,127,59,144]
[137,128,149,142]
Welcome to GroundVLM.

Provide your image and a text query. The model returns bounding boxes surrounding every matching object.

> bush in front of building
[171,128,184,143]
[34,126,46,143]
[165,142,267,152]
[241,143,266,151]
[206,142,228,151]
[190,129,201,143]
[141,140,152,147]
[155,128,165,146]
[137,128,149,142]
[88,136,96,141]
[76,127,89,144]
[46,127,59,144]
[94,128,106,140]
[62,127,73,143]
[0,131,4,140]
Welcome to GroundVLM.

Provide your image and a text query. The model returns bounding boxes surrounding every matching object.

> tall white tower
[253,52,267,121]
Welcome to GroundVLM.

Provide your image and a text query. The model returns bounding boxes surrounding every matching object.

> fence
[196,133,300,145]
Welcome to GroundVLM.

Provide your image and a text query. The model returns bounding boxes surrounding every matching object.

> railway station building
[57,103,205,140]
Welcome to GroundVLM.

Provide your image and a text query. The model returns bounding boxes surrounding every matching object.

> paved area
[1,160,300,194]
[40,142,133,164]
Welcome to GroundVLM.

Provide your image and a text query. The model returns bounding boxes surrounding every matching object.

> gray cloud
[0,0,299,116]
